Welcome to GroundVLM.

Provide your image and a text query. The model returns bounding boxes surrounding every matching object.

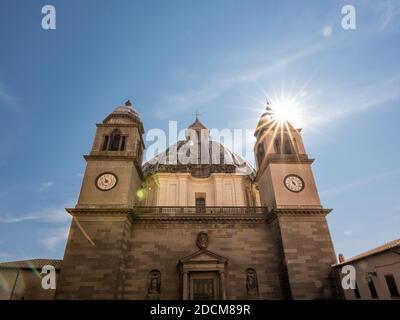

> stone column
[219,271,226,300]
[182,271,189,300]
[213,176,223,206]
[178,175,188,206]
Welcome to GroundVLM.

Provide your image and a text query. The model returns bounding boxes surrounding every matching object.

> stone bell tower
[77,100,145,208]
[254,102,339,299]
[56,101,145,299]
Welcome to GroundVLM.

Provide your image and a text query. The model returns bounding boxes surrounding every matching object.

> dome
[143,139,256,179]
[103,100,143,130]
[187,117,207,130]
[254,104,274,137]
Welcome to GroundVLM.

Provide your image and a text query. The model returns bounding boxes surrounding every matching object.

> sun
[270,96,301,125]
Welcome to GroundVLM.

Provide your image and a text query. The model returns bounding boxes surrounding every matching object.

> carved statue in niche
[147,270,161,299]
[246,268,259,299]
[196,232,209,249]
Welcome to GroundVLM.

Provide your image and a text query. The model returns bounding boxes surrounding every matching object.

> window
[120,136,126,151]
[257,143,265,166]
[274,137,281,153]
[354,282,361,299]
[366,277,378,299]
[104,129,127,151]
[274,133,295,154]
[284,134,295,154]
[385,274,400,298]
[196,197,205,213]
[109,130,121,151]
[102,135,109,151]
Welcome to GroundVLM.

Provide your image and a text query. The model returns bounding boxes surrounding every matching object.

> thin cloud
[0,214,38,224]
[38,181,54,192]
[0,81,16,107]
[0,204,72,224]
[320,169,400,197]
[39,226,69,251]
[155,41,331,118]
[305,73,400,129]
[0,252,13,259]
[378,0,400,31]
[322,26,332,38]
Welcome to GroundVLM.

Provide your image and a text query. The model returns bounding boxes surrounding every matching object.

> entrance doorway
[190,272,219,300]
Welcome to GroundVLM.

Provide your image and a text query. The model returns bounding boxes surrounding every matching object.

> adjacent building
[0,259,61,300]
[333,239,400,300]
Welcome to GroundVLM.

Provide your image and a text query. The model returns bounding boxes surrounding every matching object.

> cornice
[131,214,269,223]
[66,207,271,223]
[101,114,145,133]
[84,154,137,161]
[96,123,139,128]
[66,206,332,225]
[270,207,332,217]
[255,156,314,182]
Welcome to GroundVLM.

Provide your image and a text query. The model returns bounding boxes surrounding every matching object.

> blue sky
[0,0,399,262]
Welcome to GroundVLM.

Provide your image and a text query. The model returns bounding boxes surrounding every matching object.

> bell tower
[254,102,338,299]
[77,100,145,208]
[57,100,145,299]
[254,103,321,210]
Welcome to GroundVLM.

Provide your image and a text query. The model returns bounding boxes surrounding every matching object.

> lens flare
[136,189,146,201]
[271,97,300,124]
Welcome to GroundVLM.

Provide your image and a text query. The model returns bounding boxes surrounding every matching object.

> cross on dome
[192,110,202,121]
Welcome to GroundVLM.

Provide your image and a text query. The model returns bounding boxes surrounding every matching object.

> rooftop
[0,259,62,270]
[102,99,143,128]
[333,238,400,267]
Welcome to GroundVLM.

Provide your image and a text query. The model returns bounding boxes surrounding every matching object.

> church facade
[54,100,339,300]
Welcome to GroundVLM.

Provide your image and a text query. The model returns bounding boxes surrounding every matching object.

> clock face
[284,175,304,192]
[96,173,117,191]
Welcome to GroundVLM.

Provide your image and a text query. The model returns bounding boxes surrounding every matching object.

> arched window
[109,130,121,151]
[283,133,295,154]
[257,143,265,166]
[274,137,281,153]
[274,133,295,154]
[102,135,109,151]
[120,136,126,151]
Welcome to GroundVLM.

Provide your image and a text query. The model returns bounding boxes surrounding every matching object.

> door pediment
[179,249,227,273]
[180,249,227,264]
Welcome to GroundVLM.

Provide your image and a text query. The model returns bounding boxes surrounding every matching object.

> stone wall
[123,219,283,299]
[56,214,132,299]
[274,213,338,299]
[56,210,340,300]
